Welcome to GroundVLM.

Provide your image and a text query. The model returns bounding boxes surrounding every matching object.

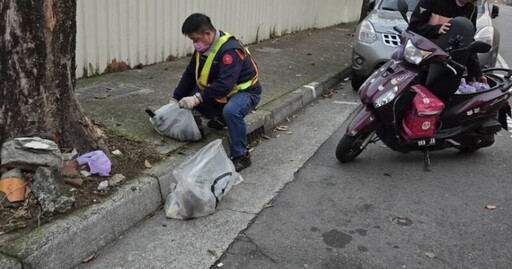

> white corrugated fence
[76,0,363,78]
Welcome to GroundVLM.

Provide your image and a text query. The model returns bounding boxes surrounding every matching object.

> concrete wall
[76,0,363,78]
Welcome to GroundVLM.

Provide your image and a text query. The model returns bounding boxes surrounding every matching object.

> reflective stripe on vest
[195,32,258,103]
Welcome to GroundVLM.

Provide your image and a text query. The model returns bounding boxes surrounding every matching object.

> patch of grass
[1,221,26,234]
[255,26,261,43]
[87,63,100,77]
[112,129,145,143]
[270,26,277,39]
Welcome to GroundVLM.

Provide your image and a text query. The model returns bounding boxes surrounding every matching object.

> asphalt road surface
[217,88,512,269]
[215,8,512,268]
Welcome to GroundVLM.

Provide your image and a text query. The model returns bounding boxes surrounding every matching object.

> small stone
[64,178,83,188]
[80,170,91,177]
[62,160,80,177]
[32,167,74,214]
[112,150,122,156]
[108,174,126,186]
[97,180,108,190]
[425,252,436,259]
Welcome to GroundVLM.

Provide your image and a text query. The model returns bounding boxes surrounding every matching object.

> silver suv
[351,0,500,90]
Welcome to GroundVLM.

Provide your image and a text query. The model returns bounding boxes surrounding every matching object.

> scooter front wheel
[336,133,371,163]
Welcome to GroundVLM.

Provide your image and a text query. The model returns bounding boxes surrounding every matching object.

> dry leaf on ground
[94,94,110,99]
[276,125,288,131]
[262,134,270,140]
[485,204,497,210]
[425,252,436,259]
[82,253,98,263]
[144,160,152,168]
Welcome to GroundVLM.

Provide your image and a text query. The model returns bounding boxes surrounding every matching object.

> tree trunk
[0,0,100,153]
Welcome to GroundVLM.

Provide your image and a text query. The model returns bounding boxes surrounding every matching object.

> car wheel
[351,70,367,91]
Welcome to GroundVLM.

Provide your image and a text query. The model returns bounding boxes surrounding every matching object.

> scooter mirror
[467,41,491,54]
[397,0,409,24]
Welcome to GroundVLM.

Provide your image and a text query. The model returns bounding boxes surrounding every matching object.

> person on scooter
[408,0,487,84]
[171,13,261,172]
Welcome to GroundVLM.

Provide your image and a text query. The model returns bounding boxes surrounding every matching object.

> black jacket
[408,0,482,78]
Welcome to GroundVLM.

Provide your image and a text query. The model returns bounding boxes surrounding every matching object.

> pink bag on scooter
[402,85,444,141]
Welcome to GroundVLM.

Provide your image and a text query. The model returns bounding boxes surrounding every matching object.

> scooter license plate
[417,138,436,146]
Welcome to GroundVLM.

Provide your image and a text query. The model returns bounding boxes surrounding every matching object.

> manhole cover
[76,82,152,99]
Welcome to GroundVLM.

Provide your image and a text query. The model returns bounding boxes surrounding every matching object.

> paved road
[495,4,512,67]
[217,87,512,268]
[215,9,512,268]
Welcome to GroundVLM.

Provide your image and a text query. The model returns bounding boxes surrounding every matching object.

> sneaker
[207,117,226,130]
[232,155,251,172]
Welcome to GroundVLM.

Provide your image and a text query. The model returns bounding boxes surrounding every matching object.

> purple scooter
[336,0,512,167]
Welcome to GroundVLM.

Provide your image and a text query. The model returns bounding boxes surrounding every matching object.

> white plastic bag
[164,139,243,219]
[149,103,202,141]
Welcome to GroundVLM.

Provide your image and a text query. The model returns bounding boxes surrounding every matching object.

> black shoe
[207,117,226,130]
[192,111,205,137]
[232,155,251,172]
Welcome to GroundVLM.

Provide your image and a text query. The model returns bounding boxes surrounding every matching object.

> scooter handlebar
[482,68,512,79]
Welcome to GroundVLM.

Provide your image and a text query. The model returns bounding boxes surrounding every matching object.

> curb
[0,65,351,269]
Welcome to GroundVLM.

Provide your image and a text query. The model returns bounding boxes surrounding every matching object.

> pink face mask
[194,42,210,53]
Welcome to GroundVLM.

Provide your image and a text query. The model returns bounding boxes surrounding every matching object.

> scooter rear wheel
[336,133,369,163]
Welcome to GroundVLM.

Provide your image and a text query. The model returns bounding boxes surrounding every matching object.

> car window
[379,0,420,11]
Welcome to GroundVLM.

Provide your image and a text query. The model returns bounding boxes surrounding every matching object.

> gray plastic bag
[149,103,202,141]
[164,139,243,219]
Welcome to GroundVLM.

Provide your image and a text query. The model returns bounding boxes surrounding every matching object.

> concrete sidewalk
[75,23,356,154]
[0,23,358,269]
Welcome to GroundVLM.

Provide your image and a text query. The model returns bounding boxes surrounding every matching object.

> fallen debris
[108,174,126,186]
[1,137,63,171]
[32,167,74,214]
[77,150,111,176]
[64,178,83,188]
[425,252,436,259]
[62,148,78,161]
[144,160,152,168]
[0,168,26,204]
[62,160,80,177]
[82,253,98,263]
[485,204,497,210]
[97,181,109,191]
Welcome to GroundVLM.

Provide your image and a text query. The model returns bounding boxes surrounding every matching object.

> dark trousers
[194,91,260,157]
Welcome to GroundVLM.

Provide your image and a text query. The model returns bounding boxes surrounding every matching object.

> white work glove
[169,98,178,104]
[178,94,201,109]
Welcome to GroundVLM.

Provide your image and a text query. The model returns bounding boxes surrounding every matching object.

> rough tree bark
[0,0,100,152]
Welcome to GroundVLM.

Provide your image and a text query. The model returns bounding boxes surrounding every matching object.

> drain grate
[76,82,152,99]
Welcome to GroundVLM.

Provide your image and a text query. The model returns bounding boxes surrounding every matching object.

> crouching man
[172,13,261,172]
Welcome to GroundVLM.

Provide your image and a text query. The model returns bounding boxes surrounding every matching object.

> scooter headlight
[374,86,398,108]
[403,39,431,65]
